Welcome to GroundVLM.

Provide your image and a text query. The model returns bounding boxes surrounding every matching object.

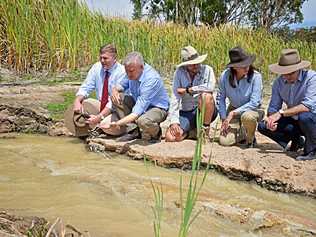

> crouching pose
[101,52,170,142]
[65,44,125,137]
[165,45,217,142]
[217,47,264,148]
[258,49,316,161]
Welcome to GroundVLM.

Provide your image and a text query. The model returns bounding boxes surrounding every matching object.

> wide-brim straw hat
[64,98,100,137]
[226,46,256,68]
[269,49,311,74]
[177,45,207,67]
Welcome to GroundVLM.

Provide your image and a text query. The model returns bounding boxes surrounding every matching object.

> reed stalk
[0,0,315,80]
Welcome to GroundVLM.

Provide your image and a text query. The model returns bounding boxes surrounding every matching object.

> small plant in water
[148,98,214,237]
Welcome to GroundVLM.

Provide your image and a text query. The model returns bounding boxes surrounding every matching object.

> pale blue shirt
[169,65,216,124]
[118,64,169,116]
[268,69,316,116]
[76,62,125,109]
[217,68,263,119]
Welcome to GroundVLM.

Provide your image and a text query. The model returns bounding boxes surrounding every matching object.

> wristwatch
[279,109,285,117]
[99,114,105,121]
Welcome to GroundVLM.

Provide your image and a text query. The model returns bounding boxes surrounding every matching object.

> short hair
[123,51,144,66]
[99,44,117,57]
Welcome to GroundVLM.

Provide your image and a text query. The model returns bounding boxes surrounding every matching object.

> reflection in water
[0,134,315,237]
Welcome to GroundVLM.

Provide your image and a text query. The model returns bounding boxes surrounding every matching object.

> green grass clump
[46,91,75,120]
[0,0,315,81]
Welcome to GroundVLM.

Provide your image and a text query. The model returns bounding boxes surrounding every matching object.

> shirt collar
[183,65,202,81]
[282,70,302,84]
[137,64,147,83]
[103,62,117,74]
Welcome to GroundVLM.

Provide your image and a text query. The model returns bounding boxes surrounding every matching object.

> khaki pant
[219,105,264,146]
[112,94,167,140]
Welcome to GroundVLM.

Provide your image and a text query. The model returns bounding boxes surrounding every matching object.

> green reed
[1,0,315,80]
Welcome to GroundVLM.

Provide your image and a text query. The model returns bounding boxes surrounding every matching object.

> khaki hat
[64,98,100,137]
[269,49,311,74]
[226,47,256,68]
[177,45,207,67]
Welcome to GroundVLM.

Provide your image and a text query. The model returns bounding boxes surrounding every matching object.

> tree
[245,0,307,30]
[130,0,307,31]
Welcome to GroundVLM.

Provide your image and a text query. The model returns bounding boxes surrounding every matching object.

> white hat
[177,45,207,67]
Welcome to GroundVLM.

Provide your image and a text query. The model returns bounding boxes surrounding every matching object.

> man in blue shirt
[101,52,169,142]
[258,49,316,161]
[65,44,125,137]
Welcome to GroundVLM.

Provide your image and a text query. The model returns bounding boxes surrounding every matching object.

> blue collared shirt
[268,69,316,116]
[118,64,169,116]
[217,68,263,119]
[76,62,125,109]
[169,64,216,124]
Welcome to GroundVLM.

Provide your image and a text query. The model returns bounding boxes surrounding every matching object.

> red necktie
[100,70,110,112]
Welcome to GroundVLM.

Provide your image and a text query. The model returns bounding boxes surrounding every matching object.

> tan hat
[64,98,100,137]
[177,45,207,67]
[269,49,311,74]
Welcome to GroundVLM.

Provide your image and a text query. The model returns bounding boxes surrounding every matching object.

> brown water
[0,134,315,237]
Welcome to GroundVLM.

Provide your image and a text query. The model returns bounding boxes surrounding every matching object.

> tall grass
[0,0,315,80]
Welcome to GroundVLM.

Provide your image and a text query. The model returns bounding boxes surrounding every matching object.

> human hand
[265,112,281,131]
[177,88,186,96]
[111,88,122,105]
[86,114,101,125]
[169,123,183,137]
[73,100,83,113]
[220,112,234,136]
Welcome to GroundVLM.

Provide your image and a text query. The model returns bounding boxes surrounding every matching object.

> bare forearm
[99,107,111,117]
[74,95,84,104]
[282,104,309,117]
[116,113,138,126]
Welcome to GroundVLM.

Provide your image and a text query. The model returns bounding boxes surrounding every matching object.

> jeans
[258,112,316,154]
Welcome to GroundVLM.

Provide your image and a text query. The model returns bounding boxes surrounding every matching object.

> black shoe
[288,136,305,152]
[296,151,316,161]
[116,129,140,142]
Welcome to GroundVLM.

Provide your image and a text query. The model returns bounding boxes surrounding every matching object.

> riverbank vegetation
[0,0,315,81]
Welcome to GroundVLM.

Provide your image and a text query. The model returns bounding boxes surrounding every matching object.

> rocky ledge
[0,104,53,134]
[87,134,316,198]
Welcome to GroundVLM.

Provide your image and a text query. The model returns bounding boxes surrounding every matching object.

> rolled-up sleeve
[168,71,182,124]
[301,74,316,111]
[132,78,162,116]
[169,93,181,124]
[203,65,216,92]
[268,78,283,114]
[235,73,263,114]
[76,66,96,98]
[217,72,227,119]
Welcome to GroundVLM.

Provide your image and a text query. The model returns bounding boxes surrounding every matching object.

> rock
[0,121,12,133]
[87,134,316,198]
[0,104,53,134]
[48,121,72,136]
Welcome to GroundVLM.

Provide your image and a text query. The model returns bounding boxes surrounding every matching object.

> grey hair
[123,51,144,66]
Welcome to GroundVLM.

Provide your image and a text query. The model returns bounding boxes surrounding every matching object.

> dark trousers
[258,112,316,154]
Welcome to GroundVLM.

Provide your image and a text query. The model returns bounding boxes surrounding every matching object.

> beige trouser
[112,94,167,140]
[219,105,264,146]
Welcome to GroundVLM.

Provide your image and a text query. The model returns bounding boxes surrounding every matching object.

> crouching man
[258,49,316,161]
[101,52,170,142]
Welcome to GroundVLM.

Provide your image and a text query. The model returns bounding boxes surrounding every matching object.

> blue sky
[83,0,316,28]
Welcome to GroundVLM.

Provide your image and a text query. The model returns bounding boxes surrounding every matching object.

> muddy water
[0,134,315,237]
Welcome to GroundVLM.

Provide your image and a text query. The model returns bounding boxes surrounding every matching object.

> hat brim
[269,60,311,74]
[64,98,100,137]
[226,55,256,68]
[177,54,207,67]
